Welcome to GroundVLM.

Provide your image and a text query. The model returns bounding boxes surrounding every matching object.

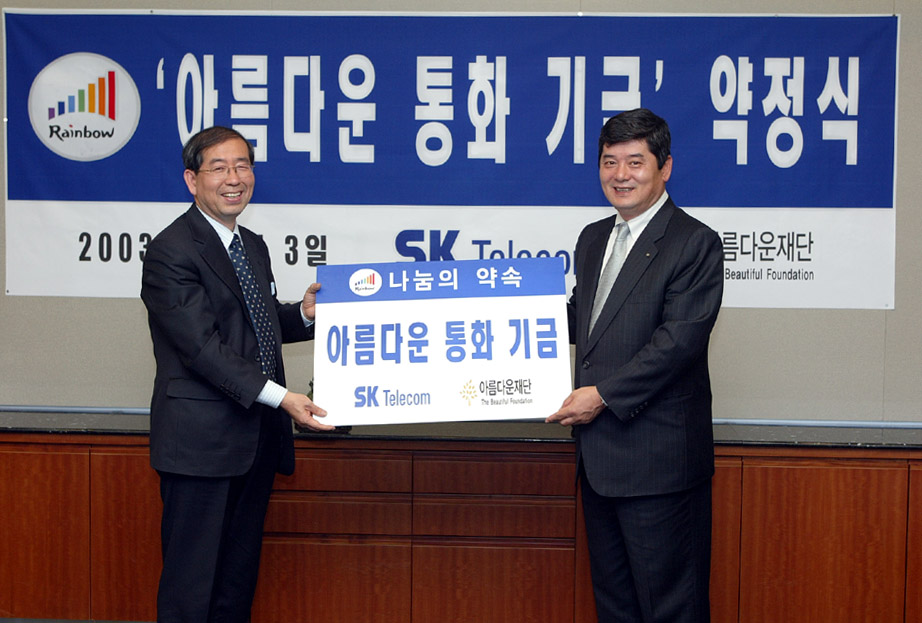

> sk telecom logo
[28,52,140,161]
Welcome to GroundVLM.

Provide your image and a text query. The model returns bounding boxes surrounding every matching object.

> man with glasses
[141,126,333,622]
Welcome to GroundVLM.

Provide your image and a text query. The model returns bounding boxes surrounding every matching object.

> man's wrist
[256,379,287,409]
[595,386,608,407]
[300,305,314,327]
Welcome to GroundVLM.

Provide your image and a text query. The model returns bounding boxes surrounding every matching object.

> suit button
[582,361,591,369]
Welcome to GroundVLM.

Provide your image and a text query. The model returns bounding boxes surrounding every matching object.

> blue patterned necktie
[589,221,630,333]
[228,234,278,381]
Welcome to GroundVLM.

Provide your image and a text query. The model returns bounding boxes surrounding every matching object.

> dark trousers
[157,412,281,623]
[580,465,712,623]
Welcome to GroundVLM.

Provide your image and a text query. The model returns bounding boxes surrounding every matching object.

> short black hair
[598,108,671,169]
[182,126,255,172]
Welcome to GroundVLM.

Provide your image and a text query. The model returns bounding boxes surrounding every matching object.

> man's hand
[280,391,334,431]
[301,282,321,321]
[546,386,606,427]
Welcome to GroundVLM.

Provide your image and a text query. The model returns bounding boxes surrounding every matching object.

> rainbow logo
[47,70,117,121]
[28,52,140,161]
[349,268,383,297]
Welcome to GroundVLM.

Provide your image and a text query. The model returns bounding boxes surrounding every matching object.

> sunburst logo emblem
[459,380,477,406]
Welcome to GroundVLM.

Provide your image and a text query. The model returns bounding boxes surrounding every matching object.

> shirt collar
[618,190,669,238]
[196,206,240,251]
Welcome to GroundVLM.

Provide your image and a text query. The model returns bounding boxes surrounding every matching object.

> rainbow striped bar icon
[353,272,377,289]
[47,70,116,121]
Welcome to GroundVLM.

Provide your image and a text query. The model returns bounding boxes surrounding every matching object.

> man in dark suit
[548,109,723,622]
[141,126,333,623]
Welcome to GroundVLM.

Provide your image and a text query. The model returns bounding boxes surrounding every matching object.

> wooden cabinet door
[905,462,922,623]
[739,458,908,623]
[252,538,412,622]
[412,540,574,623]
[412,450,577,623]
[711,456,742,623]
[0,444,90,619]
[89,447,161,622]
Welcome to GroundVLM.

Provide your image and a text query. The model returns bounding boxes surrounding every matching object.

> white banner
[6,201,892,309]
[692,207,894,309]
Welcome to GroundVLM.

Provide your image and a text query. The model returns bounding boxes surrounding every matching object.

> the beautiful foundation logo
[28,52,140,161]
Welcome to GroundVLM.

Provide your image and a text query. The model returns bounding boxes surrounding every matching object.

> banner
[3,11,898,308]
[312,258,571,426]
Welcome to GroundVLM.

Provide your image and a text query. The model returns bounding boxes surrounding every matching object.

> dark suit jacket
[141,205,311,478]
[569,198,723,498]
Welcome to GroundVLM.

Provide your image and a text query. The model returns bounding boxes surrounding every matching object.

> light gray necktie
[589,221,630,332]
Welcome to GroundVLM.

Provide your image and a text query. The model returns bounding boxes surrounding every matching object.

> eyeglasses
[198,164,254,177]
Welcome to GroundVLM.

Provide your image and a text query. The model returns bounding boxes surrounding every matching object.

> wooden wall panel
[89,447,161,622]
[739,458,908,623]
[0,444,90,619]
[252,538,411,622]
[711,456,742,623]
[573,485,596,623]
[412,540,574,623]
[0,448,12,618]
[906,462,922,623]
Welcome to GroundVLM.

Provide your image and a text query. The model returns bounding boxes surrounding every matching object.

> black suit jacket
[569,198,723,498]
[141,205,311,478]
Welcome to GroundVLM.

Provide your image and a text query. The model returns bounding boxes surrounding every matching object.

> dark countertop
[0,410,151,434]
[3,409,922,448]
[711,421,922,448]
